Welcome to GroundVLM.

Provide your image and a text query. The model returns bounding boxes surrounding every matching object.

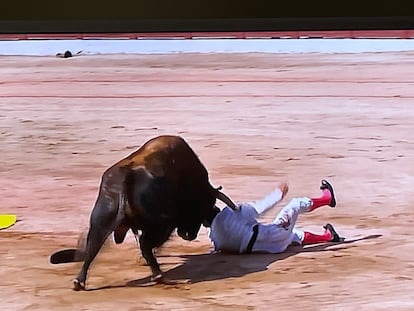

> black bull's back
[118,135,217,239]
[72,135,235,290]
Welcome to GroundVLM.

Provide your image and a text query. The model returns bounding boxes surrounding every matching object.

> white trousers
[247,189,313,253]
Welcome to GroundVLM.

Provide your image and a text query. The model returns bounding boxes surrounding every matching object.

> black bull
[72,135,238,291]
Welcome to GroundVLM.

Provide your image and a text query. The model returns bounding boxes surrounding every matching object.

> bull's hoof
[72,279,86,291]
[150,274,189,285]
[163,279,190,285]
[150,273,164,284]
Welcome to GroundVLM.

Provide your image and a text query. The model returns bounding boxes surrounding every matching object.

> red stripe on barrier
[26,33,84,40]
[0,33,29,40]
[189,32,246,39]
[135,32,192,39]
[80,33,139,40]
[1,30,414,40]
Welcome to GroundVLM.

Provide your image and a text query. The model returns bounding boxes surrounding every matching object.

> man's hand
[278,182,289,199]
[277,217,291,230]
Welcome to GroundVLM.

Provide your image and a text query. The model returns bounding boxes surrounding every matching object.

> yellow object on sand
[0,214,17,230]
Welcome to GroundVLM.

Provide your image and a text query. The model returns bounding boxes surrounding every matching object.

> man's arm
[250,182,289,215]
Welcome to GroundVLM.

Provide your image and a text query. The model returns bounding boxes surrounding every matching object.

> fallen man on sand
[204,180,344,254]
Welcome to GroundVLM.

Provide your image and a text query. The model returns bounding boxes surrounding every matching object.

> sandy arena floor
[0,51,413,310]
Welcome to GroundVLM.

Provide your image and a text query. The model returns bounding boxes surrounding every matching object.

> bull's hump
[144,135,185,150]
[117,135,185,167]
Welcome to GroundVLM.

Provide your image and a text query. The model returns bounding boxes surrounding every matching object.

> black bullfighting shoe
[320,179,336,207]
[323,223,344,242]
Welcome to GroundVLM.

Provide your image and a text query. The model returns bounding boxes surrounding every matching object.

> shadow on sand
[89,234,381,291]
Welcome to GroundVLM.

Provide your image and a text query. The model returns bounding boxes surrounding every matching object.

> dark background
[1,0,414,33]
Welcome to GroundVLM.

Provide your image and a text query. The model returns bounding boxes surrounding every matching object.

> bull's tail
[50,248,85,264]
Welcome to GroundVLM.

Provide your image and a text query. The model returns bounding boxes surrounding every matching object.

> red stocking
[310,189,332,211]
[302,230,332,245]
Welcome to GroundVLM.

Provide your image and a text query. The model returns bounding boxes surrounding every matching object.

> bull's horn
[216,191,239,211]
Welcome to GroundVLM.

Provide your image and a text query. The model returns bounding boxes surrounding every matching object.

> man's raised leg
[309,180,336,211]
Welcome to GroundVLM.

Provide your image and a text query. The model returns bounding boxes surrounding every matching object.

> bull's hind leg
[73,224,114,290]
[73,203,121,291]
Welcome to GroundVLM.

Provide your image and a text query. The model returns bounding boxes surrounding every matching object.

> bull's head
[202,186,239,227]
[177,186,239,235]
[177,186,239,238]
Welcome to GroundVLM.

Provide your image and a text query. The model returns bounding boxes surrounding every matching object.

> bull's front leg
[139,233,164,282]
